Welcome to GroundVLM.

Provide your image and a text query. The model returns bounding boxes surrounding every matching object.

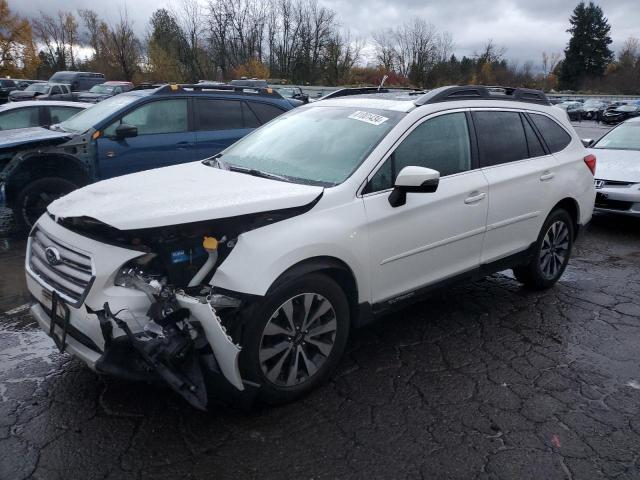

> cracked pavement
[1,214,639,480]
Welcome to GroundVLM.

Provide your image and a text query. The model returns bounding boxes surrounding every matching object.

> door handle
[540,171,555,181]
[464,192,486,204]
[176,141,194,149]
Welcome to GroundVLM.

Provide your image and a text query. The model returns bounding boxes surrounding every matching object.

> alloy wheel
[259,293,337,387]
[539,220,570,280]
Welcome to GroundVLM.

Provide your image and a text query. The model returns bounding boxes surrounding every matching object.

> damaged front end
[45,201,318,410]
[97,277,248,411]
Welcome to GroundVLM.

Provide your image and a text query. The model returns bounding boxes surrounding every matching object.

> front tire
[15,177,78,231]
[239,273,350,405]
[513,209,574,290]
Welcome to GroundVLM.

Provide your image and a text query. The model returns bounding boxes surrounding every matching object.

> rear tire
[513,209,574,290]
[239,273,350,405]
[14,177,78,231]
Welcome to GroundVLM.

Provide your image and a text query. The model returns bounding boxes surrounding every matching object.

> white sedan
[0,100,90,131]
[589,117,640,216]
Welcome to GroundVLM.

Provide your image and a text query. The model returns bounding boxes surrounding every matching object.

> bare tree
[32,11,78,70]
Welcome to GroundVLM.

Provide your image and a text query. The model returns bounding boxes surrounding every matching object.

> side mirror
[581,138,594,148]
[388,166,440,207]
[115,123,138,139]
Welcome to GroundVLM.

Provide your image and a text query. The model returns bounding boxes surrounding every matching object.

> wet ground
[2,123,640,480]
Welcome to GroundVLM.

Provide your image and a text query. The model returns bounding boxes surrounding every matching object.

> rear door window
[529,114,572,153]
[472,111,529,167]
[246,102,286,124]
[195,99,244,130]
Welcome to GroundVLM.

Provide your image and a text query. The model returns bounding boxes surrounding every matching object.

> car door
[96,98,199,179]
[472,110,558,264]
[193,98,256,158]
[362,111,489,304]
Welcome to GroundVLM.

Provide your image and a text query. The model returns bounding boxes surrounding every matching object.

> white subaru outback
[25,86,596,409]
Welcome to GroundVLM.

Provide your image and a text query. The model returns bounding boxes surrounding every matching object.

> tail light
[584,154,596,175]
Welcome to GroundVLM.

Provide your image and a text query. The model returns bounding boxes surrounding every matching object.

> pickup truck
[8,83,74,102]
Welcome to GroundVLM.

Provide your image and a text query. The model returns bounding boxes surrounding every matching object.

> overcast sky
[9,0,639,67]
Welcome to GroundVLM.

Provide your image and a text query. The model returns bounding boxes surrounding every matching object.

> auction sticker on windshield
[348,111,389,126]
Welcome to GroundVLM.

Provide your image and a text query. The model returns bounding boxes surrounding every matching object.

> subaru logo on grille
[594,179,605,189]
[44,246,62,266]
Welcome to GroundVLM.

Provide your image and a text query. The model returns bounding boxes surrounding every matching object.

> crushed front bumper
[25,214,257,409]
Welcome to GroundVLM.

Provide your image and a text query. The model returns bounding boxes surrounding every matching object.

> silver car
[588,117,640,216]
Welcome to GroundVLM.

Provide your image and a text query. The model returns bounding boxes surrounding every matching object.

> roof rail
[414,85,551,106]
[320,86,423,100]
[153,83,282,98]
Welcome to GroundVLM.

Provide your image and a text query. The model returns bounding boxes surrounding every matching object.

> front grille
[595,179,635,188]
[27,227,95,307]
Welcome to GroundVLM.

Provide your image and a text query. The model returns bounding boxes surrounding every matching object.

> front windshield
[583,100,604,108]
[58,94,138,133]
[218,106,403,186]
[593,123,640,150]
[27,84,49,93]
[89,84,114,94]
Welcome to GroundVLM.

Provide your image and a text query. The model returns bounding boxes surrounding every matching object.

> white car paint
[26,94,596,392]
[588,145,640,217]
[49,161,324,230]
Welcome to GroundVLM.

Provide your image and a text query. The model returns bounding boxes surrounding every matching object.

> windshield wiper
[202,153,230,170]
[229,165,290,182]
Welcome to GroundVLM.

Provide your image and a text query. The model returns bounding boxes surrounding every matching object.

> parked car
[581,99,608,120]
[16,79,47,90]
[23,85,595,410]
[8,83,74,102]
[0,78,18,103]
[557,101,584,121]
[77,81,134,103]
[602,104,640,124]
[48,71,105,92]
[0,83,294,229]
[272,86,310,104]
[0,101,90,131]
[586,117,640,216]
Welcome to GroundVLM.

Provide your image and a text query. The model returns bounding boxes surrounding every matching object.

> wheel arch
[4,153,90,207]
[267,256,365,329]
[551,197,580,237]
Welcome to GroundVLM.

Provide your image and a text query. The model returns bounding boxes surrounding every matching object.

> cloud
[9,0,639,67]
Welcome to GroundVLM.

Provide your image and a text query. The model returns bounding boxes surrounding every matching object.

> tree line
[0,0,638,93]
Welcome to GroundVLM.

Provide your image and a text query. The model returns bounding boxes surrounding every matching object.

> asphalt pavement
[1,121,639,480]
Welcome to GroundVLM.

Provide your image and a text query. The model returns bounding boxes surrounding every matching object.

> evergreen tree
[560,2,613,90]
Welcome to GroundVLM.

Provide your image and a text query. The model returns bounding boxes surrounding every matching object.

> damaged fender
[176,293,244,391]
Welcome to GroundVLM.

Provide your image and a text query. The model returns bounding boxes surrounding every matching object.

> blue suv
[0,84,294,229]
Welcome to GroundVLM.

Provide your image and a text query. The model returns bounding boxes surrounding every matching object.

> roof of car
[0,100,92,111]
[317,96,418,112]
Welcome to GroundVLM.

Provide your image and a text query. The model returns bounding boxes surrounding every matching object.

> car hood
[9,91,38,100]
[0,127,71,151]
[48,161,324,230]
[589,148,640,183]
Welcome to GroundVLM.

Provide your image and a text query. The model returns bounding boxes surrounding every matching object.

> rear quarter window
[529,114,572,153]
